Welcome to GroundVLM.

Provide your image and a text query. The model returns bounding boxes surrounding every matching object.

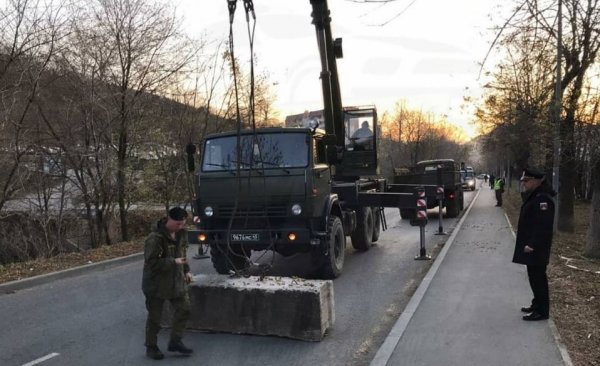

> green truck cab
[393,159,464,219]
[191,127,328,270]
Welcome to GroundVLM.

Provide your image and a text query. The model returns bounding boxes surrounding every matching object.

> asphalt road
[0,189,478,366]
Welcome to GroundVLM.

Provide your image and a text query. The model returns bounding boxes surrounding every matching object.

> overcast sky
[175,0,507,139]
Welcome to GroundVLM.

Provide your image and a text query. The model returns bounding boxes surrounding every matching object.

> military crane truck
[185,0,415,279]
[393,159,465,219]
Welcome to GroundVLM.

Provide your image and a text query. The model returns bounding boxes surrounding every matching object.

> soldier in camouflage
[142,207,194,360]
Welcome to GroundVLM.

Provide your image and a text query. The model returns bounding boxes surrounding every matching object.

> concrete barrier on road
[163,274,334,341]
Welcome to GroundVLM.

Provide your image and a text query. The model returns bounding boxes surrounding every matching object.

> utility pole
[552,0,562,231]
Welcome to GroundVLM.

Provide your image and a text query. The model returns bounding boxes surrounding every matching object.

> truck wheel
[210,244,249,274]
[320,216,346,279]
[446,198,460,218]
[351,207,374,251]
[399,208,415,220]
[372,207,381,242]
[459,192,464,210]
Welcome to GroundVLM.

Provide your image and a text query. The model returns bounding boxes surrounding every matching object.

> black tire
[459,191,465,210]
[210,244,249,274]
[399,208,415,220]
[372,207,381,242]
[446,198,460,218]
[351,207,374,251]
[320,216,346,279]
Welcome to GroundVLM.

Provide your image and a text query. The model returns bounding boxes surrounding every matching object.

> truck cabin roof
[203,127,324,140]
[415,159,458,172]
[416,159,456,166]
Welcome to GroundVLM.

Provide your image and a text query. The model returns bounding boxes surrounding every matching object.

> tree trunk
[118,137,128,242]
[584,159,600,258]
[557,129,575,232]
[557,73,585,233]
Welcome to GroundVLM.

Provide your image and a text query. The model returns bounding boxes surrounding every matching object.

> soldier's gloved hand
[175,257,187,265]
[185,272,193,283]
[524,245,534,253]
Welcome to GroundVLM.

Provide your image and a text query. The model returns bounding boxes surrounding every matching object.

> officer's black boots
[521,305,535,313]
[168,337,193,355]
[522,312,549,321]
[146,345,165,360]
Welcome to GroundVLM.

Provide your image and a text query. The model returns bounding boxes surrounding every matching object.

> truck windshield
[202,133,309,172]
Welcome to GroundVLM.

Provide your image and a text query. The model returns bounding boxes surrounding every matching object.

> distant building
[284,110,324,128]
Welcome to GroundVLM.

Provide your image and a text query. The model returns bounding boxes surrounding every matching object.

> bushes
[0,210,158,265]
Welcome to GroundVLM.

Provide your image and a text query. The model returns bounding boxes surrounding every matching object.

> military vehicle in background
[185,0,416,279]
[393,159,464,219]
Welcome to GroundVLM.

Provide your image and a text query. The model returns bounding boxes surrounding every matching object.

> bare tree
[71,0,197,241]
[378,101,470,177]
[502,0,600,231]
[0,0,67,213]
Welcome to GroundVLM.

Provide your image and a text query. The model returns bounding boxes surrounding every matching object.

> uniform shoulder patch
[539,202,548,211]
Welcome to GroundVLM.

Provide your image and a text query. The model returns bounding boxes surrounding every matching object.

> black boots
[146,345,164,360]
[168,338,193,355]
[522,312,549,321]
[146,338,192,359]
[521,305,535,313]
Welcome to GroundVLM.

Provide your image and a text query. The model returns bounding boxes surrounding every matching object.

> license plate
[231,233,260,241]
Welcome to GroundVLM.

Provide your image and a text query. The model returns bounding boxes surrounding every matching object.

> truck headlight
[204,206,214,217]
[291,204,302,215]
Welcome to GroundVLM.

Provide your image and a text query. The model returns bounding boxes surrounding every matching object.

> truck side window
[314,139,326,164]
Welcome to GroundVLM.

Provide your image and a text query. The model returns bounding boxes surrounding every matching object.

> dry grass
[504,191,600,366]
[0,239,144,283]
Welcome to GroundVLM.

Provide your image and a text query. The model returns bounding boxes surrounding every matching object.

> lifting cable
[224,0,274,276]
[242,0,277,274]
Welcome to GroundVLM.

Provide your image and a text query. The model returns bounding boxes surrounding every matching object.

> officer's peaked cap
[521,167,545,180]
[168,207,188,221]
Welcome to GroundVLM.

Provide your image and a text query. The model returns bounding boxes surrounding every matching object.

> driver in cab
[349,121,373,150]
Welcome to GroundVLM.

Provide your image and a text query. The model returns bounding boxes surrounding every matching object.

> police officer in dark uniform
[512,168,556,321]
[142,207,194,359]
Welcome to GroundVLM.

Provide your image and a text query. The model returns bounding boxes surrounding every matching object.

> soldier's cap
[168,207,188,221]
[521,167,545,181]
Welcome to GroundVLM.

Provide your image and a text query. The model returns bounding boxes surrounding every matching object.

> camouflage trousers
[144,293,191,346]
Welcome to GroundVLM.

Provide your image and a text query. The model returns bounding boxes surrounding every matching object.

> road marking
[21,353,60,366]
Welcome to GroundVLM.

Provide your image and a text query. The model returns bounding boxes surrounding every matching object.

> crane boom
[310,0,345,151]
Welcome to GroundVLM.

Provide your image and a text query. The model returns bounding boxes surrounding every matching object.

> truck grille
[218,205,288,218]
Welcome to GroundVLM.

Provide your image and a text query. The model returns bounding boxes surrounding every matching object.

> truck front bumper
[187,227,320,249]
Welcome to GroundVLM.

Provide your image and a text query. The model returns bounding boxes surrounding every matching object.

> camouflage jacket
[141,219,190,299]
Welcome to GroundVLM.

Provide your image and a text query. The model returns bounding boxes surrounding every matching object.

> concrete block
[163,274,335,341]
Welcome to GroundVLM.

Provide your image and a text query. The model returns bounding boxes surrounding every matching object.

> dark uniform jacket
[512,186,555,266]
[142,219,190,299]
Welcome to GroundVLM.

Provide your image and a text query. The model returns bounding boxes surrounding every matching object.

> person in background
[142,207,194,360]
[512,168,556,321]
[519,171,529,202]
[494,176,505,206]
[489,174,495,189]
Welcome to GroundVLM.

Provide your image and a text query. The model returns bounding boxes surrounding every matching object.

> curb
[0,252,144,295]
[504,212,574,366]
[370,188,482,366]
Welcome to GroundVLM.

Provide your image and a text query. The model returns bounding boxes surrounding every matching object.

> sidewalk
[371,185,571,366]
